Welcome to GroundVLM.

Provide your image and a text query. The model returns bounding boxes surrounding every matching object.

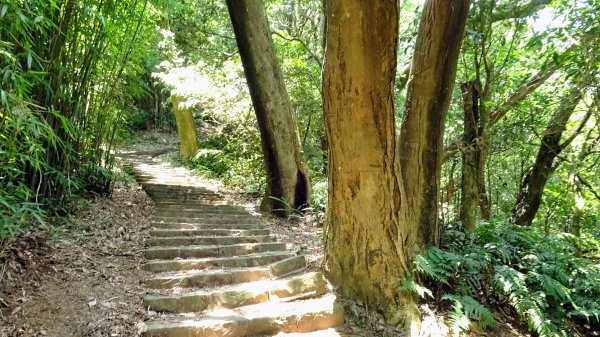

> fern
[415,221,598,336]
[493,265,563,337]
[443,294,498,331]
[529,272,573,305]
[399,276,433,299]
[414,247,459,286]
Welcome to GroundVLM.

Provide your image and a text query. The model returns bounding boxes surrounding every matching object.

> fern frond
[414,247,459,285]
[442,294,498,330]
[529,272,573,305]
[399,276,433,299]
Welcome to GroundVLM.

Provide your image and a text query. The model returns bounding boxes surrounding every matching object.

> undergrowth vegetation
[412,222,600,336]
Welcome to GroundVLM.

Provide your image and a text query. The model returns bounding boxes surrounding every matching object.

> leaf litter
[0,180,153,337]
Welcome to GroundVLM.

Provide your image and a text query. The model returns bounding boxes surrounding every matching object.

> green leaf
[0,4,7,18]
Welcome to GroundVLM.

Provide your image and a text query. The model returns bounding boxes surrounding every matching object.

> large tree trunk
[322,0,417,326]
[323,0,470,329]
[171,94,199,160]
[511,88,582,226]
[399,0,471,248]
[226,0,311,217]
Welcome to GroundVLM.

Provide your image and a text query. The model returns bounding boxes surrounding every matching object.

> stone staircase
[126,155,344,337]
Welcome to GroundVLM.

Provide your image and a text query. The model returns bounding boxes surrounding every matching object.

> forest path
[125,154,344,337]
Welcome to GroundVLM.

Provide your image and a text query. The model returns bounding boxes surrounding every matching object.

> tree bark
[399,0,471,248]
[460,81,481,231]
[511,88,583,226]
[459,80,492,231]
[171,94,199,160]
[323,0,470,329]
[322,0,418,326]
[226,0,311,216]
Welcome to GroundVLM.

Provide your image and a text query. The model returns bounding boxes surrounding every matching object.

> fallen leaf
[11,306,22,315]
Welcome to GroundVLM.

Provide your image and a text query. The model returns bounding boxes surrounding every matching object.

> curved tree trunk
[399,0,471,248]
[171,94,199,160]
[226,0,311,217]
[511,88,583,226]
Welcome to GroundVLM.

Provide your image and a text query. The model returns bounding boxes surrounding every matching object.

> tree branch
[560,110,593,150]
[491,0,551,22]
[272,29,322,65]
[396,65,411,92]
[577,174,600,202]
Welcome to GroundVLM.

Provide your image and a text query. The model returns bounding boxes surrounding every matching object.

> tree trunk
[171,94,199,160]
[511,88,582,226]
[322,0,417,326]
[226,0,310,217]
[323,0,470,329]
[460,80,492,231]
[399,0,471,247]
[460,81,480,231]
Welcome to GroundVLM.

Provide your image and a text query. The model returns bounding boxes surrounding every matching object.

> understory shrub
[412,221,600,336]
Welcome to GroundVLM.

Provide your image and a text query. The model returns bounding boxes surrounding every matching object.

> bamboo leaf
[0,4,7,18]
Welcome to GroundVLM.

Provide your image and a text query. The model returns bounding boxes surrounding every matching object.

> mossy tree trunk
[171,94,199,160]
[226,0,310,217]
[323,0,470,330]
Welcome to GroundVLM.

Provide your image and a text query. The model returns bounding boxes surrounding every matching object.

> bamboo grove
[0,0,159,233]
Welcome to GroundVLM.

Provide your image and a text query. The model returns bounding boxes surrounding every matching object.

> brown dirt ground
[0,180,152,337]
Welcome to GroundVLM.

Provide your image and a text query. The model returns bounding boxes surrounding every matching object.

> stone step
[142,294,343,337]
[150,223,263,230]
[143,187,220,193]
[144,271,328,312]
[154,204,247,212]
[145,242,286,260]
[149,228,270,237]
[146,235,276,247]
[269,329,351,337]
[144,189,220,196]
[157,200,235,206]
[151,217,259,225]
[154,207,248,215]
[144,251,292,273]
[154,200,237,207]
[144,255,306,289]
[154,210,256,219]
[150,198,227,204]
[146,193,224,200]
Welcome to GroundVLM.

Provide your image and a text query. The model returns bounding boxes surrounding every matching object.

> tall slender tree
[512,86,588,226]
[323,0,470,329]
[399,0,472,248]
[226,0,311,217]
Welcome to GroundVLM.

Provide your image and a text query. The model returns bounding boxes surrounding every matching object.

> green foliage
[415,222,600,336]
[188,124,265,194]
[443,294,497,332]
[0,0,162,238]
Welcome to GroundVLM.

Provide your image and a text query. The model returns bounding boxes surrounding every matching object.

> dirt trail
[0,177,152,336]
